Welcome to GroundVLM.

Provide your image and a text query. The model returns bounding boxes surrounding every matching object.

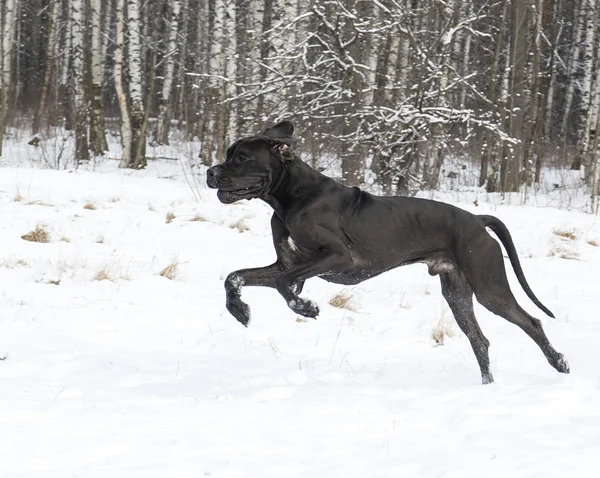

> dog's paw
[555,354,570,374]
[288,298,319,319]
[226,297,251,327]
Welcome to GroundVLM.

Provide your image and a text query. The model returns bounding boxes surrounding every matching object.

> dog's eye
[238,155,251,163]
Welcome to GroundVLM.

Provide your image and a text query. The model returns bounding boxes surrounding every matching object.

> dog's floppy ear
[263,121,294,142]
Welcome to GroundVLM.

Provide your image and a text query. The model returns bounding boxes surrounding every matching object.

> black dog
[206,121,569,384]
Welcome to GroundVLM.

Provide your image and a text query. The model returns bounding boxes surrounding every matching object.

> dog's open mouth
[217,183,264,203]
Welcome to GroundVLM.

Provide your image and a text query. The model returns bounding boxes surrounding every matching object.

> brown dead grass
[1,257,29,269]
[431,317,455,346]
[229,219,249,233]
[329,289,357,311]
[548,247,580,261]
[166,211,176,224]
[93,267,113,282]
[25,200,54,207]
[159,261,179,280]
[21,225,51,243]
[190,214,207,222]
[14,192,23,202]
[553,229,577,241]
[587,239,599,247]
[83,202,97,210]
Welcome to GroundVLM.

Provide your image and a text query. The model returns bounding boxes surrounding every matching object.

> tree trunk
[572,0,597,171]
[32,0,59,135]
[72,0,90,163]
[127,0,146,169]
[0,0,17,157]
[115,0,131,169]
[89,0,108,155]
[155,0,182,145]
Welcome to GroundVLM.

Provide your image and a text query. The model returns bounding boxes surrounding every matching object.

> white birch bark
[71,0,89,162]
[90,0,108,154]
[0,0,17,156]
[115,0,131,169]
[224,0,237,143]
[127,0,146,168]
[155,0,182,145]
[33,0,60,134]
[561,0,584,140]
[575,0,597,171]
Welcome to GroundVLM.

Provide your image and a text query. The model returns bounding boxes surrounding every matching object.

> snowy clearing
[1,160,599,477]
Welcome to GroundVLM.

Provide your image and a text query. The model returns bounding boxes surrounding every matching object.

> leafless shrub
[166,211,176,223]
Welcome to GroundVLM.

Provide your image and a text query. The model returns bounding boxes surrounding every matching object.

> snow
[1,148,600,476]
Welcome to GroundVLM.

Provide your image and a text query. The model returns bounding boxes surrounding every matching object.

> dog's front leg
[275,252,350,318]
[225,263,282,326]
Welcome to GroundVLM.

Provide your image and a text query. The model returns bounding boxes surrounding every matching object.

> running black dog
[206,121,569,384]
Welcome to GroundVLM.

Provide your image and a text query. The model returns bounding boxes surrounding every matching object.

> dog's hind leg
[458,235,570,375]
[440,270,494,384]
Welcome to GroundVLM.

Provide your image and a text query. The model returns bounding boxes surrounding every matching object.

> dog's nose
[206,167,220,188]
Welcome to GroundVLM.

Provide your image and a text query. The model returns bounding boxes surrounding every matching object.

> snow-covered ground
[1,138,600,476]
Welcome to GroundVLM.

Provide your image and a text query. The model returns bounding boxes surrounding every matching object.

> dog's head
[206,121,295,204]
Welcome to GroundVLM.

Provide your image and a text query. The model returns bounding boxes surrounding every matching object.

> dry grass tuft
[166,211,176,224]
[60,236,71,243]
[553,229,577,241]
[25,200,54,207]
[159,261,179,280]
[109,197,120,203]
[93,267,113,282]
[83,202,97,210]
[587,239,599,247]
[329,289,357,311]
[1,257,29,269]
[96,235,105,244]
[190,214,207,222]
[548,247,580,261]
[21,225,51,243]
[14,192,23,202]
[431,317,455,346]
[229,219,249,233]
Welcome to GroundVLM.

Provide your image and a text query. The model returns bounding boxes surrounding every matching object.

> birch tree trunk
[127,0,146,168]
[0,0,17,157]
[560,0,583,145]
[72,0,90,163]
[155,0,182,145]
[115,0,131,169]
[60,0,74,131]
[572,0,597,171]
[90,0,108,155]
[32,0,59,135]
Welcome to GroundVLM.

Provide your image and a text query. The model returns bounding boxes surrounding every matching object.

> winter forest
[1,0,600,199]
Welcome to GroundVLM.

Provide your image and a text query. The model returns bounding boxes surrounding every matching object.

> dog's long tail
[478,214,555,318]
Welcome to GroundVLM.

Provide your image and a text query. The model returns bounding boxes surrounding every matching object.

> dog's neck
[262,157,330,220]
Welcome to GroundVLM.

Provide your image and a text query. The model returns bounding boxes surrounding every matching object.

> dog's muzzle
[206,166,220,189]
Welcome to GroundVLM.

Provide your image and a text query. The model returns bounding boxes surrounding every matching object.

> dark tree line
[1,0,599,197]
